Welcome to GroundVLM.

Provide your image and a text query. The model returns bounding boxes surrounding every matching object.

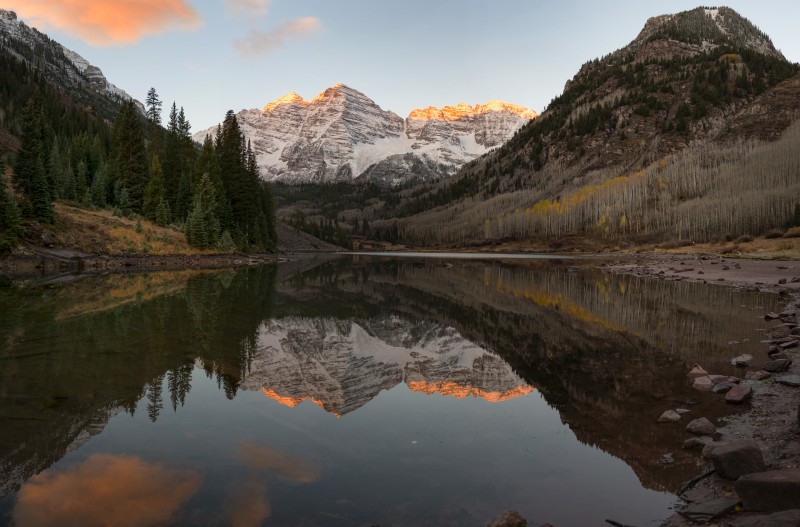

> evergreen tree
[110,101,149,212]
[143,156,166,220]
[0,166,22,251]
[90,164,109,207]
[185,174,220,249]
[145,87,162,126]
[156,197,171,226]
[13,93,52,221]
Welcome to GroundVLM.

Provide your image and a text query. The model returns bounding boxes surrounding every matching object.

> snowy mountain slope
[238,315,533,416]
[0,9,144,118]
[193,83,537,186]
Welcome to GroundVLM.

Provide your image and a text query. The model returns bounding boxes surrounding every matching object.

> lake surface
[0,255,782,526]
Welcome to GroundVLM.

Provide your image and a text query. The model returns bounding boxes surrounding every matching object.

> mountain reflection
[243,316,533,416]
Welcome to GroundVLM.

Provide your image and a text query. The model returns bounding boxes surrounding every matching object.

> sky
[6,1,800,133]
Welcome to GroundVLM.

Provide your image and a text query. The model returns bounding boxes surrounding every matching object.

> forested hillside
[350,7,800,247]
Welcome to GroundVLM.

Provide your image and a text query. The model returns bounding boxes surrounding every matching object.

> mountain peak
[630,6,783,60]
[262,92,308,112]
[408,101,537,121]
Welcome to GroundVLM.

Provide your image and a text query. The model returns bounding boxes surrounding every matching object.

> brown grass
[52,203,220,256]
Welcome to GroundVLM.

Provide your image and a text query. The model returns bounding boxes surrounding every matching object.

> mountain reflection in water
[0,255,783,526]
[242,316,534,416]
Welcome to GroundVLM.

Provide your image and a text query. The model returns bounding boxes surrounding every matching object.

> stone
[487,509,527,527]
[693,376,715,391]
[687,417,717,435]
[765,359,792,372]
[779,340,798,350]
[660,452,675,464]
[731,354,754,367]
[728,510,800,527]
[791,328,800,336]
[745,371,772,381]
[713,382,736,394]
[658,410,682,423]
[735,469,800,512]
[680,487,715,503]
[769,352,790,361]
[678,496,741,523]
[703,441,728,459]
[676,408,691,414]
[709,374,739,384]
[710,440,766,479]
[688,365,709,380]
[726,384,753,404]
[779,278,788,284]
[776,375,800,388]
[683,436,713,450]
[766,313,781,321]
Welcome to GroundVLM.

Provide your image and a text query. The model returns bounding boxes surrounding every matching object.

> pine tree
[143,156,166,220]
[145,87,162,126]
[185,174,220,248]
[156,197,171,226]
[110,101,149,212]
[0,166,22,251]
[14,93,52,221]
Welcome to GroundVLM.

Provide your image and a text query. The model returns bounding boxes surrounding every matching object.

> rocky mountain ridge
[193,83,537,186]
[0,9,144,120]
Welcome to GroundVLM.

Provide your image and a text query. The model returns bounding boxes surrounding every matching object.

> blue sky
[10,1,800,133]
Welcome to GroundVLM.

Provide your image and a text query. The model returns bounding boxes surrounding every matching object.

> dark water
[0,255,784,527]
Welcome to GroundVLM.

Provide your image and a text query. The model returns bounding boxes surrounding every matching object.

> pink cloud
[13,454,203,527]
[8,0,202,46]
[234,17,321,58]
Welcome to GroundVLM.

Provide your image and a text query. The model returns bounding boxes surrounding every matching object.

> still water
[0,255,783,526]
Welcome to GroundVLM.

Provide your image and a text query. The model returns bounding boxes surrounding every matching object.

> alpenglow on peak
[194,84,537,186]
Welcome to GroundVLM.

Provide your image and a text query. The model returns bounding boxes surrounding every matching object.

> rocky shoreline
[604,254,800,526]
[0,249,287,278]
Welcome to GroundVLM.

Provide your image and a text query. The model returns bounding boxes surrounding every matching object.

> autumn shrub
[765,228,785,239]
[734,234,753,243]
[783,227,800,238]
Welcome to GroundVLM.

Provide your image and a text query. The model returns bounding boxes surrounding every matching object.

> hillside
[362,6,800,247]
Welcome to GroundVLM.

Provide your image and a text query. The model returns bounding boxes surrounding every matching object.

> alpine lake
[0,254,781,527]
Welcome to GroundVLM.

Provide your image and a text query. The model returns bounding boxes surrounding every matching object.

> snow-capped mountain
[238,315,533,416]
[0,9,144,118]
[193,84,537,186]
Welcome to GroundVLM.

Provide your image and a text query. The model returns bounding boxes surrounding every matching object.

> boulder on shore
[735,469,800,512]
[709,440,765,480]
[686,417,716,435]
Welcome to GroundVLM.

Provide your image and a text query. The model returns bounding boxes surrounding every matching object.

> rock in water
[658,410,682,423]
[735,469,800,512]
[710,440,765,480]
[487,509,527,527]
[683,436,713,450]
[686,417,716,435]
[713,382,736,394]
[693,376,715,391]
[688,365,709,379]
[731,354,753,366]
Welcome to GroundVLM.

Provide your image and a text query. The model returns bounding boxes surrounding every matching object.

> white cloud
[234,17,322,58]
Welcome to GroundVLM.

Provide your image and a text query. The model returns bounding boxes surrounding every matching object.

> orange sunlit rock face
[262,92,309,112]
[10,0,202,45]
[407,381,535,402]
[262,387,306,407]
[408,101,538,122]
[12,454,202,527]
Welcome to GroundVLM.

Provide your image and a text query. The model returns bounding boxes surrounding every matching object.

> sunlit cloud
[226,0,271,17]
[234,17,322,58]
[13,454,203,527]
[236,441,320,483]
[224,441,320,527]
[8,0,203,46]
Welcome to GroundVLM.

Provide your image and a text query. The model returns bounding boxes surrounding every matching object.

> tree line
[1,81,277,252]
